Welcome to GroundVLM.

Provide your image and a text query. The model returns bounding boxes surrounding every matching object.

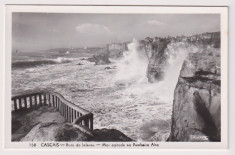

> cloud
[147,20,165,26]
[75,23,112,34]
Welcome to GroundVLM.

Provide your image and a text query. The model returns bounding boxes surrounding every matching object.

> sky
[12,13,220,52]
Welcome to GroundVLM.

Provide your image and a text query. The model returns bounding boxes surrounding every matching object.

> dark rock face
[76,63,84,65]
[12,106,132,142]
[106,43,128,59]
[92,128,133,141]
[168,50,221,142]
[144,32,220,83]
[87,43,128,65]
[19,122,133,141]
[87,53,111,65]
[143,38,170,82]
[12,106,66,141]
[56,124,93,141]
[21,122,93,141]
[104,66,112,70]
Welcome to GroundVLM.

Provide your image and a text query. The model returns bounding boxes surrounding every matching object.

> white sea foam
[113,40,189,104]
[53,57,75,63]
[54,57,65,63]
[114,39,149,82]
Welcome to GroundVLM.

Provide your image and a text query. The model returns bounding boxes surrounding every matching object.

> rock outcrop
[12,106,66,141]
[143,32,220,83]
[141,38,170,82]
[92,128,133,141]
[12,106,132,142]
[87,53,111,65]
[168,48,221,142]
[106,43,128,59]
[21,122,92,141]
[87,43,128,65]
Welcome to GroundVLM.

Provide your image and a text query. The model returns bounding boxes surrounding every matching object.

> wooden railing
[11,92,93,135]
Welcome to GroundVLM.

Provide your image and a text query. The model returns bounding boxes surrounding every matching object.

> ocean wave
[12,57,71,69]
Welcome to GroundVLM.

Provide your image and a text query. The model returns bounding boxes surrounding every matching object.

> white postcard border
[3,5,229,150]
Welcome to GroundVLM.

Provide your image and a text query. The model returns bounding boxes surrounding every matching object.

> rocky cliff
[142,32,220,83]
[106,43,128,59]
[87,53,111,65]
[87,32,220,70]
[139,32,221,141]
[87,43,128,65]
[141,37,170,82]
[168,48,221,142]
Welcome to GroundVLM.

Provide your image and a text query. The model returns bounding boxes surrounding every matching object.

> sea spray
[114,40,190,104]
[127,42,199,141]
[114,39,149,83]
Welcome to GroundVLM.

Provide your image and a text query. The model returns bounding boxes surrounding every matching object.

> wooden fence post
[29,96,33,108]
[19,98,22,109]
[84,118,89,128]
[39,94,42,106]
[48,95,51,106]
[68,107,71,123]
[24,97,27,109]
[71,109,74,123]
[34,95,37,107]
[14,99,17,111]
[90,114,93,130]
[73,109,76,121]
[44,94,46,105]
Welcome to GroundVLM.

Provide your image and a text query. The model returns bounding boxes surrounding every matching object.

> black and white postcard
[4,5,228,149]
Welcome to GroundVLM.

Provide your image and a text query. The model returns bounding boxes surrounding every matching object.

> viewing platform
[11,91,94,136]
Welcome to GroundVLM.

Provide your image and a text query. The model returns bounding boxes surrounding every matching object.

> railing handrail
[12,91,89,114]
[49,92,89,114]
[73,113,93,124]
[11,91,94,134]
[12,92,42,99]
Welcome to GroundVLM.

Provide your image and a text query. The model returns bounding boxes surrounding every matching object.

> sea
[11,40,190,141]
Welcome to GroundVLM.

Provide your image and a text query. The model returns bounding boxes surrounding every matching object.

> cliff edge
[142,32,220,83]
[168,48,221,141]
